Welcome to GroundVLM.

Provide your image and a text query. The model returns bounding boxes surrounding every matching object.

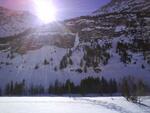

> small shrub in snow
[43,59,49,65]
[54,66,57,71]
[34,64,39,70]
[141,64,145,69]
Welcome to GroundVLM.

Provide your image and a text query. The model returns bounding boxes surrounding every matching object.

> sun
[33,0,57,24]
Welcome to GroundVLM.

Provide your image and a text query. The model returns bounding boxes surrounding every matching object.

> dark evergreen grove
[120,76,148,103]
[0,76,149,99]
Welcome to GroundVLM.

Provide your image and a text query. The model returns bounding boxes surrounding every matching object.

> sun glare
[33,0,57,24]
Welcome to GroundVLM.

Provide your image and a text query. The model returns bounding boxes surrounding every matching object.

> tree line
[0,76,149,103]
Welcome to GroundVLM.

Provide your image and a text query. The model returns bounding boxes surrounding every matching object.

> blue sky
[0,0,110,20]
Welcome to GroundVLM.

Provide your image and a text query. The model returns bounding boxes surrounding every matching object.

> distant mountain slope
[93,0,150,15]
[0,7,41,37]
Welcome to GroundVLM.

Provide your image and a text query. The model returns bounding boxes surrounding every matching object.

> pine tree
[5,83,10,95]
[0,87,2,96]
[10,81,14,95]
[136,80,146,103]
[54,80,63,95]
[101,77,109,94]
[108,79,117,95]
[65,80,71,94]
[121,78,130,100]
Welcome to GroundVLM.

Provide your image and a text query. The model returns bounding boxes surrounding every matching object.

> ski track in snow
[74,98,150,113]
[74,98,133,113]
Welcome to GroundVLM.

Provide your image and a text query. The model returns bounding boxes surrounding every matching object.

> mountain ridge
[93,0,150,15]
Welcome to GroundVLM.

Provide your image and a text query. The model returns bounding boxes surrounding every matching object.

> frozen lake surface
[0,97,150,113]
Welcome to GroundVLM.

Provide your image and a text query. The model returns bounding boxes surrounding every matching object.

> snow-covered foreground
[0,97,150,113]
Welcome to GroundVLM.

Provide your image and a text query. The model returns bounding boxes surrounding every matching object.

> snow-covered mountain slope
[93,0,150,15]
[0,1,150,88]
[0,31,149,88]
[0,7,41,38]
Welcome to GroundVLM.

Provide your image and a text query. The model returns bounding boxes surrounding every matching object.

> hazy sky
[0,0,110,20]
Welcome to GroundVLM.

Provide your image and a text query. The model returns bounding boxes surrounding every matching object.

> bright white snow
[0,97,149,113]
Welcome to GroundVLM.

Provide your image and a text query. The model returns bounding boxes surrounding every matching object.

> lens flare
[33,0,57,24]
